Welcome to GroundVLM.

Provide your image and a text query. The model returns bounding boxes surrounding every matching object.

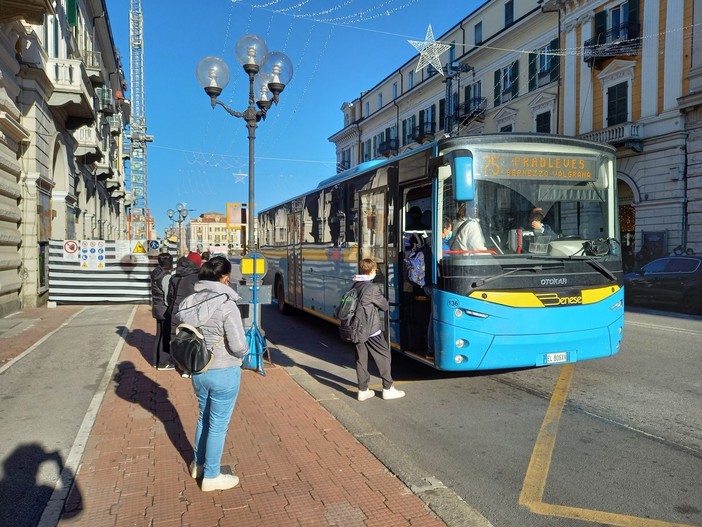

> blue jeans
[192,367,242,478]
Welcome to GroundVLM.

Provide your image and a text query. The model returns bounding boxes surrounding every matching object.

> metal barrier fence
[48,240,158,304]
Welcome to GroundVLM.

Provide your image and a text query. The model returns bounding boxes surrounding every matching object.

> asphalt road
[0,305,136,527]
[261,304,702,527]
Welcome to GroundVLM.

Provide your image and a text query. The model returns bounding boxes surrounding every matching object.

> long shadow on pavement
[0,443,82,527]
[113,361,193,464]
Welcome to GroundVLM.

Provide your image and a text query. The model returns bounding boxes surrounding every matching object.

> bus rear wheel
[276,280,292,315]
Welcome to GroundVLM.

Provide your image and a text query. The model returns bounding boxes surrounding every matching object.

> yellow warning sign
[133,241,146,254]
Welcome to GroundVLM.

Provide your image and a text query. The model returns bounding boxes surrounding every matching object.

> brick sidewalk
[45,304,445,526]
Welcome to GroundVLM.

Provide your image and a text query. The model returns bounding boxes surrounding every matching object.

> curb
[272,343,494,527]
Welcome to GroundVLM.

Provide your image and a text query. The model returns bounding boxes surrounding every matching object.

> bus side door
[359,189,389,332]
[287,212,302,308]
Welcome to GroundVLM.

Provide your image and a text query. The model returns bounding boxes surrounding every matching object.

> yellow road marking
[519,363,697,527]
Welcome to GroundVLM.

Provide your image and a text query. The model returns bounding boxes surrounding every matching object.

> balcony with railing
[378,138,399,157]
[584,22,641,68]
[95,152,115,179]
[73,125,103,164]
[82,50,103,83]
[578,121,643,153]
[47,57,95,129]
[107,114,123,135]
[96,86,115,115]
[412,122,436,144]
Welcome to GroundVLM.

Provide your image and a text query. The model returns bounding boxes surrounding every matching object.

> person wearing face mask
[352,258,405,402]
[174,256,249,492]
[441,217,453,254]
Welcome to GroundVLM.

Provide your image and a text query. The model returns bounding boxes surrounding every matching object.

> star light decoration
[408,25,451,76]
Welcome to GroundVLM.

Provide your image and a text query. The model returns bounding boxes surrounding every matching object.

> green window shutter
[594,11,607,45]
[528,52,536,92]
[550,38,560,82]
[494,70,501,106]
[67,0,77,27]
[628,0,639,37]
[511,60,519,99]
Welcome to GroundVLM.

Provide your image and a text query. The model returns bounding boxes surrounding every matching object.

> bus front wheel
[276,280,292,315]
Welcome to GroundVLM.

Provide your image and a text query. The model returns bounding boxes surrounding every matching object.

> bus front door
[287,213,302,308]
[359,189,389,330]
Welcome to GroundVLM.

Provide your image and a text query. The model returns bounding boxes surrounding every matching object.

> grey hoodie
[174,280,249,369]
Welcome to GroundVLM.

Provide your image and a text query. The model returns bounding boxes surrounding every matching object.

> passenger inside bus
[406,206,429,230]
[451,202,487,251]
[441,217,452,254]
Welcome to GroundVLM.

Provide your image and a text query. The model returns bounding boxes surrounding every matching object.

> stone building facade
[0,0,130,314]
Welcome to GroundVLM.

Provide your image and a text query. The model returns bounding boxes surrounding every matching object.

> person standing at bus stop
[353,258,405,402]
[150,253,174,369]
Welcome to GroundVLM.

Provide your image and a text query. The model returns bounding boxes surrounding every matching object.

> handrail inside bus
[443,250,498,255]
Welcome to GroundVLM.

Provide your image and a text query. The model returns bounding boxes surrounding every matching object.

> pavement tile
[2,304,448,527]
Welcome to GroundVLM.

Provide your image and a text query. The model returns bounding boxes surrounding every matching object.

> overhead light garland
[408,24,451,75]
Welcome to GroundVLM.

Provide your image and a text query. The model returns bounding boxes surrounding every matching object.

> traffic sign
[240,253,267,278]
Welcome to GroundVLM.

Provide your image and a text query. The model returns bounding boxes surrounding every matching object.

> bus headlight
[455,339,467,348]
[455,308,463,318]
[455,355,467,364]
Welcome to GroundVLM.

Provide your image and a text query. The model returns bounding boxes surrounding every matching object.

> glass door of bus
[359,189,388,299]
[287,212,302,308]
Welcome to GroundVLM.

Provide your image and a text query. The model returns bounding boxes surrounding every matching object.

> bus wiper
[471,266,548,290]
[569,255,617,282]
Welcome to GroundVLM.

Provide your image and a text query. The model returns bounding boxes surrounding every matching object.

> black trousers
[354,333,394,390]
[153,316,171,366]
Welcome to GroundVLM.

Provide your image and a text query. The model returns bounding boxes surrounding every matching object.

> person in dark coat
[352,258,405,402]
[162,252,203,370]
[151,253,174,369]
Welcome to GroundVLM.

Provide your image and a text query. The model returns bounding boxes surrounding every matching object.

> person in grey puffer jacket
[173,256,249,492]
[353,258,405,402]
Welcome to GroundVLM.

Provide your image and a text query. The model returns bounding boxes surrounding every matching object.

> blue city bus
[258,134,624,371]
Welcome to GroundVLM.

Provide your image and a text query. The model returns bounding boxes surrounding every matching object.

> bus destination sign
[476,151,598,181]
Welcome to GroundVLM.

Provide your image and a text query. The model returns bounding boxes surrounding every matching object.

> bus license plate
[546,352,568,364]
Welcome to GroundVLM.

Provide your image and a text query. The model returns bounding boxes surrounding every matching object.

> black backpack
[170,324,223,374]
[334,284,367,343]
[170,293,226,374]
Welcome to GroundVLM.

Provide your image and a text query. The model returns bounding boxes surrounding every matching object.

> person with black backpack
[162,252,202,370]
[352,258,405,402]
[174,256,249,492]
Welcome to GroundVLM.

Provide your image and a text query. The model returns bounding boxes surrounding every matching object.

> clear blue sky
[104,0,482,236]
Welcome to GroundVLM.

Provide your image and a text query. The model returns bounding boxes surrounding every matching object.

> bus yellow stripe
[469,285,620,308]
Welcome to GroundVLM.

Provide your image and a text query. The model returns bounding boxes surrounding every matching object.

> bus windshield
[436,145,620,296]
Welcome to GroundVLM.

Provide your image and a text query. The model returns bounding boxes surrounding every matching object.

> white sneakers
[190,462,239,492]
[201,473,240,492]
[189,461,203,479]
[357,389,375,401]
[382,386,406,400]
[358,386,406,401]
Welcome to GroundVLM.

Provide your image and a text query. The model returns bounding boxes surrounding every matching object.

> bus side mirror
[452,155,474,201]
[428,150,474,201]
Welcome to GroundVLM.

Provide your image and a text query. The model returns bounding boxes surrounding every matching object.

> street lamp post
[195,35,293,252]
[167,203,189,256]
[196,37,292,375]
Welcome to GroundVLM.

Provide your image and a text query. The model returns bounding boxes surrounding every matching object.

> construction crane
[127,0,153,239]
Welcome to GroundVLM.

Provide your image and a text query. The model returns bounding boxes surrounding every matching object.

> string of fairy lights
[176,0,699,206]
